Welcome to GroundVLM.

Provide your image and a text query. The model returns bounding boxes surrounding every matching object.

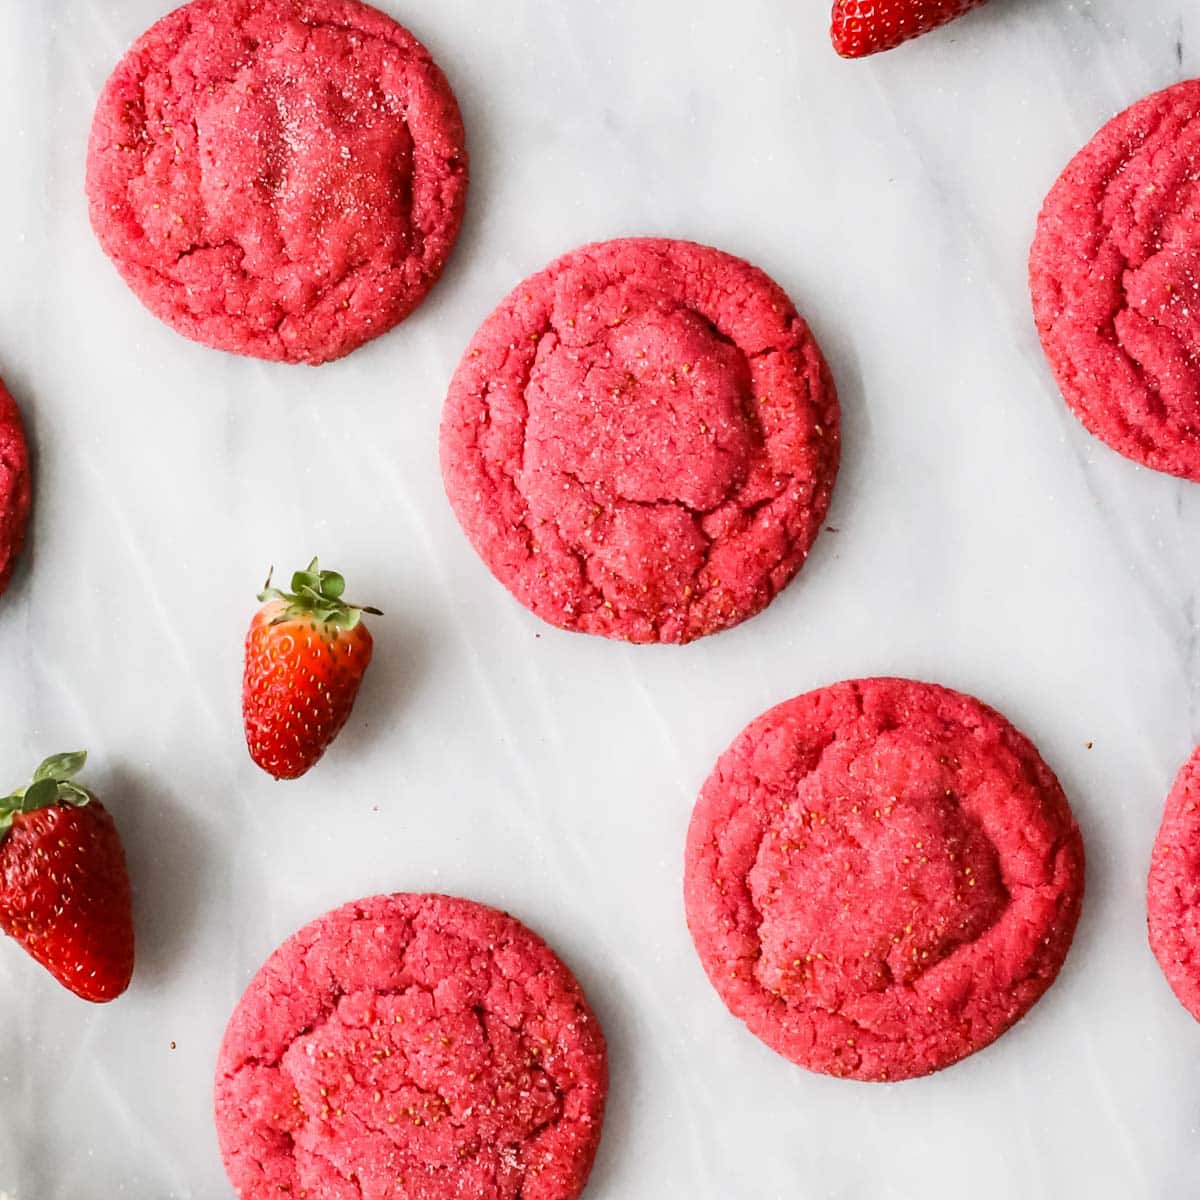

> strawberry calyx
[0,751,91,840]
[258,557,382,632]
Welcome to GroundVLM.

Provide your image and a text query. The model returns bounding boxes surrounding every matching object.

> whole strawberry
[243,559,380,781]
[0,751,134,1002]
[831,0,988,58]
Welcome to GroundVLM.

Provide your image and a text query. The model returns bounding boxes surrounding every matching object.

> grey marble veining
[1,1,1199,1196]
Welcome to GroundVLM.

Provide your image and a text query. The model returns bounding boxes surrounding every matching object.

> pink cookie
[215,894,607,1200]
[1148,747,1200,1020]
[440,238,839,644]
[0,378,30,595]
[87,0,467,365]
[1031,79,1200,479]
[684,678,1085,1081]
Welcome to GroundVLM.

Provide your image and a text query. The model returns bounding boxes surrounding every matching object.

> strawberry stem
[0,751,91,838]
[258,557,382,631]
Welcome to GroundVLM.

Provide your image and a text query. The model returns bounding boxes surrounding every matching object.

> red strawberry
[0,751,135,1002]
[831,0,988,57]
[243,558,380,781]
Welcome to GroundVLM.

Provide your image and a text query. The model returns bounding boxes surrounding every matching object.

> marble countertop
[1,1,1198,1196]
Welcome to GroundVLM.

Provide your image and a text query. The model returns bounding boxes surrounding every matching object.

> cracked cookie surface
[87,0,467,365]
[439,238,839,644]
[214,894,607,1200]
[1148,747,1200,1022]
[0,378,30,597]
[684,678,1084,1081]
[1031,79,1200,479]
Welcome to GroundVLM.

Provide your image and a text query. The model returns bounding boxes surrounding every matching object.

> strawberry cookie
[440,238,839,644]
[1031,80,1200,480]
[87,0,467,365]
[684,678,1085,1081]
[1148,748,1200,1021]
[215,894,608,1200]
[0,378,30,595]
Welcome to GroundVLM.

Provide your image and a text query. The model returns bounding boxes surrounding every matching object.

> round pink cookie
[440,238,839,644]
[87,0,467,365]
[214,894,607,1200]
[1148,747,1200,1020]
[0,378,30,595]
[1031,79,1200,479]
[684,678,1085,1081]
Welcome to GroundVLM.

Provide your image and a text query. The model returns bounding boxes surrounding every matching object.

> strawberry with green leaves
[243,559,380,781]
[831,0,988,58]
[0,751,135,1002]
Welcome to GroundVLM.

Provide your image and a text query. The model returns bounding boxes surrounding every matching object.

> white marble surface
[1,0,1199,1195]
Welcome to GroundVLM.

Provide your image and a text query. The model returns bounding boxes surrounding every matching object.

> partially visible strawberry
[243,558,380,781]
[831,0,988,58]
[0,751,135,1002]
